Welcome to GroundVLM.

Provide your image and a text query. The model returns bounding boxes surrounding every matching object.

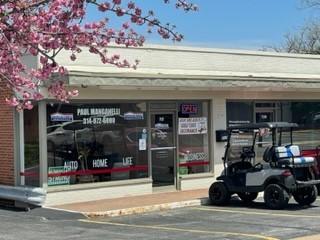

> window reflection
[178,102,210,175]
[226,100,320,152]
[24,106,40,186]
[46,103,148,186]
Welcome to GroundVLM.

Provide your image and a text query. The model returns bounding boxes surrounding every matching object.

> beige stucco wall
[32,44,319,94]
[41,45,320,203]
[35,44,320,98]
[45,179,152,206]
[54,44,320,80]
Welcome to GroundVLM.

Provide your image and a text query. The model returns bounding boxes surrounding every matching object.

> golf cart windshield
[225,122,298,165]
[227,130,255,164]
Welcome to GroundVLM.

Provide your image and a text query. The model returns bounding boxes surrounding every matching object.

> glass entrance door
[255,110,275,162]
[255,111,274,123]
[150,113,176,187]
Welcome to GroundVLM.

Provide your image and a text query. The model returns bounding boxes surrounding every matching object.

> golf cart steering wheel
[253,162,263,170]
[241,146,255,160]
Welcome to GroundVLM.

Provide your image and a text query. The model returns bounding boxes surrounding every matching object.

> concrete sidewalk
[290,235,320,240]
[47,190,320,240]
[49,188,209,217]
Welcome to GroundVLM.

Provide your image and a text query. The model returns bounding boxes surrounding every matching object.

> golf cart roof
[228,122,298,130]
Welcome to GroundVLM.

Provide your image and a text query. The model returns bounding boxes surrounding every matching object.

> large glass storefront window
[283,102,320,150]
[227,101,253,127]
[46,102,148,186]
[227,100,320,154]
[24,106,40,186]
[177,102,210,175]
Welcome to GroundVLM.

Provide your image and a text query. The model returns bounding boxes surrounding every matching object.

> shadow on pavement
[0,205,30,212]
[203,196,319,211]
[0,200,85,221]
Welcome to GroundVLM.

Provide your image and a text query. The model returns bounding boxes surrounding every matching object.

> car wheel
[264,184,289,210]
[293,186,318,206]
[209,182,230,205]
[238,192,258,203]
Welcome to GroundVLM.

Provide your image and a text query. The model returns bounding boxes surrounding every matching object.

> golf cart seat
[274,145,315,167]
[263,146,276,163]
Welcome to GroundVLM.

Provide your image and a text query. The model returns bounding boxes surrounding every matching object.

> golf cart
[209,122,320,209]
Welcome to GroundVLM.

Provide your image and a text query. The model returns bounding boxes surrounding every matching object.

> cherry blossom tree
[0,0,197,110]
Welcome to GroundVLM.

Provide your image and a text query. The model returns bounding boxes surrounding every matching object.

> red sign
[181,104,198,114]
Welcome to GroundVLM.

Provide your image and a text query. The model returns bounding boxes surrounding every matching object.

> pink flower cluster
[0,0,197,110]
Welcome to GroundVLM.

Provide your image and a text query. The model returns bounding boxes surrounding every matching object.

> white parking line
[79,219,279,240]
[193,206,320,218]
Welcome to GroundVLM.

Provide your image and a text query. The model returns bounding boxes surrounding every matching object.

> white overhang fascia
[65,68,320,88]
[60,72,320,93]
[65,67,320,81]
[48,44,320,91]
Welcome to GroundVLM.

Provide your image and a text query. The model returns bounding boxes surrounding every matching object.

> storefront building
[5,44,320,206]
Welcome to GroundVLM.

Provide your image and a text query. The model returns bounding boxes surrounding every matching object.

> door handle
[151,147,176,151]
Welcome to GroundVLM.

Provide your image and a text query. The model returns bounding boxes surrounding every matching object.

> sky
[87,0,320,50]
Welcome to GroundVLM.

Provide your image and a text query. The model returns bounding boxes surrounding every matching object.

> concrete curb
[290,234,320,240]
[84,198,209,218]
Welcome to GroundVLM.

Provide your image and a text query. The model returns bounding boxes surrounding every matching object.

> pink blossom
[113,0,121,5]
[98,3,110,12]
[0,0,196,110]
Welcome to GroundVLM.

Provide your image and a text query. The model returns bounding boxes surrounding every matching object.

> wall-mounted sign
[183,152,208,162]
[122,156,133,166]
[48,166,70,186]
[77,107,121,125]
[64,161,78,171]
[155,123,169,129]
[50,113,73,122]
[231,138,251,146]
[77,107,121,117]
[91,158,109,168]
[82,116,115,125]
[178,117,207,135]
[124,112,144,120]
[228,120,250,127]
[139,139,147,150]
[181,104,198,114]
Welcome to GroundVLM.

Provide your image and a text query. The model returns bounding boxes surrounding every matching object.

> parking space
[0,197,320,239]
[79,197,320,240]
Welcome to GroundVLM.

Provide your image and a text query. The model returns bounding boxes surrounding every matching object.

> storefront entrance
[150,112,176,187]
[37,100,209,195]
[255,111,274,123]
[254,102,277,123]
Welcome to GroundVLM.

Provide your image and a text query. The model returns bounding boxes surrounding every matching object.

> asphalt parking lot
[1,197,320,240]
[79,197,320,240]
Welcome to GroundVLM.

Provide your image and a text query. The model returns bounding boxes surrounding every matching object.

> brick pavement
[52,188,208,214]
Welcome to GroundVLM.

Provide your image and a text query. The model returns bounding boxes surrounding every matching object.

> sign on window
[178,117,207,135]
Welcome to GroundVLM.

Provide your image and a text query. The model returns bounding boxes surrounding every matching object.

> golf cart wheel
[209,182,230,205]
[264,184,290,210]
[293,186,318,206]
[317,184,320,196]
[238,192,258,203]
